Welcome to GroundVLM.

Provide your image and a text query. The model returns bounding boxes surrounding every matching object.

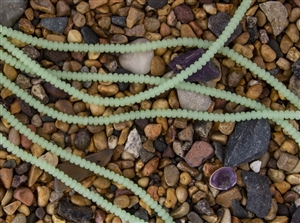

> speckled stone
[242,171,272,218]
[40,17,68,34]
[184,141,214,167]
[289,75,300,98]
[124,128,142,158]
[177,89,211,112]
[174,4,194,24]
[0,0,28,27]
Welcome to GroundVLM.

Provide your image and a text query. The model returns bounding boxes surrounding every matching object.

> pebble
[12,174,28,188]
[134,208,149,222]
[43,82,68,98]
[111,16,126,27]
[21,125,36,149]
[259,1,288,36]
[268,169,285,183]
[292,59,300,77]
[124,128,142,158]
[277,151,299,172]
[184,141,214,167]
[142,157,159,176]
[164,164,180,187]
[40,17,68,34]
[187,212,204,223]
[242,171,272,218]
[224,119,270,167]
[114,195,130,208]
[170,202,190,219]
[232,199,248,218]
[81,26,99,44]
[0,0,28,27]
[261,44,277,62]
[0,168,13,189]
[37,186,50,207]
[194,199,211,215]
[151,56,166,76]
[291,206,300,223]
[146,0,168,9]
[169,49,221,82]
[30,0,55,14]
[180,24,197,38]
[74,129,91,150]
[12,213,27,223]
[126,7,145,29]
[250,160,262,173]
[177,89,211,112]
[289,75,300,98]
[58,199,93,223]
[174,4,194,24]
[144,124,162,140]
[164,188,177,208]
[216,186,242,208]
[16,74,31,89]
[13,187,34,206]
[3,201,21,215]
[56,0,70,16]
[9,127,21,146]
[67,29,83,43]
[31,84,49,104]
[119,38,154,75]
[208,12,242,45]
[176,186,188,203]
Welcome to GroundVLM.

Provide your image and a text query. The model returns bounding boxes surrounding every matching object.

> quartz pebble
[119,38,154,75]
[124,128,142,158]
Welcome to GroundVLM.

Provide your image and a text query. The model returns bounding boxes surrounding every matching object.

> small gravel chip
[40,17,68,34]
[80,26,99,44]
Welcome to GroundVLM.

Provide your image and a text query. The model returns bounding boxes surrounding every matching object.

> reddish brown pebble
[184,141,214,167]
[14,187,34,206]
[142,157,159,176]
[21,125,36,149]
[174,4,195,24]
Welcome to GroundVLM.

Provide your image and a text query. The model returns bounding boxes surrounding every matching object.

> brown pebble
[142,157,159,176]
[184,141,214,167]
[215,186,242,208]
[56,0,70,16]
[0,168,13,189]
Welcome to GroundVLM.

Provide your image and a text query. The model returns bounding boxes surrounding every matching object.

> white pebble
[250,160,262,173]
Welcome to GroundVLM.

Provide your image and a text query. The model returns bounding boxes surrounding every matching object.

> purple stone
[209,167,237,190]
[169,49,220,82]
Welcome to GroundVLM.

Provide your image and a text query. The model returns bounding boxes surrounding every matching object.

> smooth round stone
[113,195,130,208]
[0,0,28,27]
[119,38,154,75]
[210,167,237,190]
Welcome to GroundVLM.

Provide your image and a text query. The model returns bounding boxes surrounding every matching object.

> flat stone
[58,199,93,223]
[177,89,211,112]
[259,1,288,36]
[174,4,194,24]
[208,12,243,45]
[0,0,28,27]
[242,171,272,218]
[146,0,168,9]
[184,141,214,167]
[40,17,68,34]
[169,49,221,82]
[119,38,154,75]
[224,119,270,167]
[124,128,142,158]
[81,26,99,44]
[164,164,180,187]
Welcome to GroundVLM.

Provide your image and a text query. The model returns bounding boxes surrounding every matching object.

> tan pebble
[179,172,192,185]
[280,34,293,54]
[73,12,86,28]
[177,161,199,177]
[203,3,217,14]
[218,122,235,135]
[274,181,291,194]
[144,124,162,140]
[168,90,179,109]
[89,100,106,116]
[260,44,276,62]
[233,43,253,59]
[3,64,18,81]
[156,117,168,135]
[246,84,263,100]
[46,201,59,215]
[37,186,50,207]
[1,188,13,206]
[17,204,30,216]
[8,127,21,146]
[216,186,242,208]
[93,131,108,151]
[280,139,298,155]
[202,214,218,223]
[3,201,21,215]
[170,202,190,219]
[267,216,289,223]
[151,56,166,76]
[164,188,177,208]
[216,3,234,13]
[286,174,300,185]
[252,56,266,69]
[138,177,149,188]
[39,152,59,166]
[114,195,130,208]
[52,214,66,223]
[28,165,43,187]
[276,58,291,70]
[234,32,250,45]
[142,157,159,176]
[176,186,188,203]
[0,168,13,189]
[157,4,171,16]
[290,8,300,23]
[268,168,285,183]
[67,29,83,43]
[264,198,278,221]
[129,83,145,94]
[256,10,267,27]
[287,46,300,62]
[46,34,66,42]
[126,7,145,29]
[97,84,119,96]
[180,24,197,38]
[285,23,300,43]
[18,18,35,35]
[89,0,108,9]
[70,194,92,206]
[152,99,169,109]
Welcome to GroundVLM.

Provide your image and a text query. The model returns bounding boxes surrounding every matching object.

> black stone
[169,49,220,82]
[224,119,270,167]
[40,17,68,34]
[74,129,91,150]
[247,26,258,44]
[291,206,300,223]
[44,50,69,64]
[139,147,155,163]
[146,0,168,9]
[194,199,211,215]
[208,12,243,45]
[277,204,290,217]
[81,26,99,44]
[241,171,272,218]
[111,16,127,27]
[58,199,93,223]
[134,208,149,222]
[268,38,283,59]
[292,59,300,77]
[153,137,167,152]
[27,213,39,223]
[232,200,248,218]
[116,68,131,91]
[212,141,224,162]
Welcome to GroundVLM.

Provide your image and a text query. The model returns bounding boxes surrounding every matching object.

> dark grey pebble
[247,26,258,44]
[289,75,300,98]
[4,160,17,169]
[40,17,68,34]
[232,199,248,218]
[12,174,28,188]
[169,49,220,82]
[35,207,46,219]
[58,199,93,223]
[187,212,204,223]
[111,16,127,27]
[43,82,68,98]
[224,119,270,168]
[81,26,99,44]
[0,0,28,27]
[74,129,91,150]
[134,208,149,222]
[292,59,300,77]
[44,50,69,64]
[153,138,167,152]
[242,171,272,218]
[268,38,283,59]
[291,206,300,223]
[146,0,168,9]
[22,45,40,60]
[139,147,155,163]
[212,141,224,162]
[194,199,211,215]
[15,162,31,175]
[277,203,290,217]
[208,12,242,45]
